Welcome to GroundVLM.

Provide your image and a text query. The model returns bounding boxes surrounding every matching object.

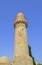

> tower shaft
[15,23,29,56]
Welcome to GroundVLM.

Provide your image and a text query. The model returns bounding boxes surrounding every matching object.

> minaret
[13,13,33,65]
[14,13,29,56]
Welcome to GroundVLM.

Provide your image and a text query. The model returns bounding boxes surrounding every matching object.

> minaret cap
[14,13,28,28]
[17,13,24,19]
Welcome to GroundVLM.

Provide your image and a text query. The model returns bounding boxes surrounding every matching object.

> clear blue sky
[0,0,42,63]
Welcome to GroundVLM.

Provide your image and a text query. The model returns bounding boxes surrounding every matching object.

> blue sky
[0,0,42,63]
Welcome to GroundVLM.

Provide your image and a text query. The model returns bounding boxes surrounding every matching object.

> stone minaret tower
[13,13,33,65]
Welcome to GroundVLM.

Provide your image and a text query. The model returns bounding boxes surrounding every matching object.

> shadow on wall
[28,45,36,65]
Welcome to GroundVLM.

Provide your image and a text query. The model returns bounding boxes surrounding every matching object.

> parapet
[14,13,28,28]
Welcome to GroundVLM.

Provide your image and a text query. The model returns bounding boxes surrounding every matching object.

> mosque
[0,13,36,65]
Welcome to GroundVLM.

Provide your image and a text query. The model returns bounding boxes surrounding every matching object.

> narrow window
[22,28,23,31]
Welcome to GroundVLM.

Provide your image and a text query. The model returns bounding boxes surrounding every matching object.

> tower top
[14,13,28,28]
[17,13,24,17]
